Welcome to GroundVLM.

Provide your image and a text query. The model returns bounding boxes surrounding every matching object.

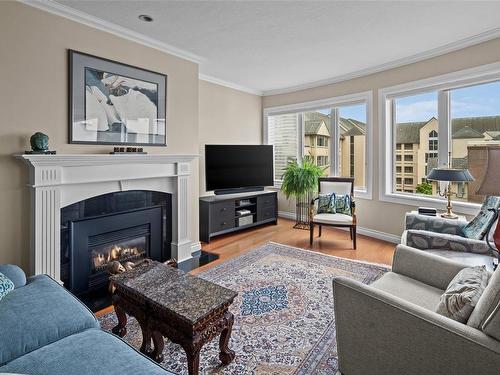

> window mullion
[297,112,304,163]
[437,90,450,167]
[330,108,339,176]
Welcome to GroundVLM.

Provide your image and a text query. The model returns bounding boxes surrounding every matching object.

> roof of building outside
[396,115,500,144]
[452,125,484,139]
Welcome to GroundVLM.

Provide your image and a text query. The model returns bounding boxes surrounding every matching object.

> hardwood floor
[96,218,396,317]
[192,217,396,275]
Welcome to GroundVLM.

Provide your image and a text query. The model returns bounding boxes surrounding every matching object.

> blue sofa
[0,266,175,375]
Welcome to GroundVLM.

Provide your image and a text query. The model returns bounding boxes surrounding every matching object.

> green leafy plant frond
[281,158,325,199]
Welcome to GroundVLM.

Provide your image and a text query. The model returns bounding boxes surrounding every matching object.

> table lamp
[427,164,474,220]
[476,147,500,264]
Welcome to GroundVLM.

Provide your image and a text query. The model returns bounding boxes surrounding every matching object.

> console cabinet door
[210,201,235,232]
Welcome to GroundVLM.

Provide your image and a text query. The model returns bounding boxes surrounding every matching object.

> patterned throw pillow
[436,266,489,323]
[0,272,15,301]
[463,196,500,240]
[333,194,352,216]
[317,194,335,214]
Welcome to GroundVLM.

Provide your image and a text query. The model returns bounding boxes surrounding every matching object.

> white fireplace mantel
[16,153,199,279]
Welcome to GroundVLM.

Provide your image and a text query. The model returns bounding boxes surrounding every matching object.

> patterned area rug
[99,242,388,374]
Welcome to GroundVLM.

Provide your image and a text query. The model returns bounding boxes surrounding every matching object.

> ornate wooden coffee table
[110,261,237,375]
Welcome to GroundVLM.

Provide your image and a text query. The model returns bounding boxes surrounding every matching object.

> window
[404,143,413,150]
[267,113,299,181]
[404,166,413,173]
[404,178,413,185]
[449,80,500,203]
[265,91,372,198]
[317,136,328,147]
[381,63,500,213]
[396,178,402,184]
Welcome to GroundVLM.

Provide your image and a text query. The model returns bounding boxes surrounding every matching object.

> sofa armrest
[392,245,468,289]
[405,212,467,235]
[0,264,26,289]
[333,276,500,375]
[403,229,491,254]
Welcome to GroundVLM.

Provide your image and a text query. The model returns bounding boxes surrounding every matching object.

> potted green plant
[281,158,324,229]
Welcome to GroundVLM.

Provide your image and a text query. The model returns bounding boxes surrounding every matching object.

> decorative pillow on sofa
[468,266,500,329]
[462,196,500,240]
[436,265,489,323]
[317,194,335,214]
[333,194,352,216]
[0,272,15,301]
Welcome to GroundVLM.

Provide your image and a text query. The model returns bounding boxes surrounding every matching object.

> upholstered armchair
[402,212,497,270]
[309,177,356,248]
[333,245,500,375]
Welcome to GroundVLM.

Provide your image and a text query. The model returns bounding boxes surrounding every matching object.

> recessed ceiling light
[138,15,153,22]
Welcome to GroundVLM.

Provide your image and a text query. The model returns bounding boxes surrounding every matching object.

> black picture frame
[69,50,167,146]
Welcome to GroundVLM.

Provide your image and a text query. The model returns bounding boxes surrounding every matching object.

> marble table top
[110,261,237,325]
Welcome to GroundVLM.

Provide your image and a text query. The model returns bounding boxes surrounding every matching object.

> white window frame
[263,90,373,199]
[379,61,500,215]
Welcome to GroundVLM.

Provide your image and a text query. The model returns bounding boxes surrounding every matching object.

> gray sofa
[333,245,500,375]
[0,267,175,375]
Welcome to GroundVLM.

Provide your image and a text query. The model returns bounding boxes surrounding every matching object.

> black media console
[199,191,278,243]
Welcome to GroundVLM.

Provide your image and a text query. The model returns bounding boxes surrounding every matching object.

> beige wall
[264,37,500,236]
[0,2,200,270]
[198,80,263,195]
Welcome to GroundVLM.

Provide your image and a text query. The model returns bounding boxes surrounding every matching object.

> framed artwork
[69,50,167,146]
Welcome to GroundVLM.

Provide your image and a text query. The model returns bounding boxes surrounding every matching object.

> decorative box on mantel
[15,154,200,281]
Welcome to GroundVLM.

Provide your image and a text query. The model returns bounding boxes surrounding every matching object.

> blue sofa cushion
[0,272,14,301]
[0,329,175,375]
[0,274,99,365]
[0,264,26,288]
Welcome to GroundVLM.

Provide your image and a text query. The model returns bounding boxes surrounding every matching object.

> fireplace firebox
[61,191,171,296]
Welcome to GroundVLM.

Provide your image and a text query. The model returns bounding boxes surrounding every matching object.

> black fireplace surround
[61,191,172,296]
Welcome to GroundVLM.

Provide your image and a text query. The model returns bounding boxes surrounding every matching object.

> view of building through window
[268,102,367,190]
[392,81,500,203]
[303,103,367,189]
[450,80,500,203]
[394,91,439,197]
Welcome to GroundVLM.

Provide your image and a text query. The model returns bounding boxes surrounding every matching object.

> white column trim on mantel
[15,153,199,280]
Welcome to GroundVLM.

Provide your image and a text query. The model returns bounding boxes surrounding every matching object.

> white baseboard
[277,211,401,244]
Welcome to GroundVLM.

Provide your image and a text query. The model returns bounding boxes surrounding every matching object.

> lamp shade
[477,148,500,195]
[427,168,474,182]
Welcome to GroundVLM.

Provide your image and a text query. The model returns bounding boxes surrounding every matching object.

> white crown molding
[199,74,263,96]
[263,26,500,96]
[19,0,204,64]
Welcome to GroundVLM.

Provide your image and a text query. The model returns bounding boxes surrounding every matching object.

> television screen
[205,145,274,191]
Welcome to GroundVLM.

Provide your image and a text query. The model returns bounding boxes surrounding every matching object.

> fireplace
[61,191,171,295]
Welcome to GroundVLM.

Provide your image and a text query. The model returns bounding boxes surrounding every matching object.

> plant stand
[294,192,313,230]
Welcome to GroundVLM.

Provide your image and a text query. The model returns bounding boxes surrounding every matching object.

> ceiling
[47,1,500,95]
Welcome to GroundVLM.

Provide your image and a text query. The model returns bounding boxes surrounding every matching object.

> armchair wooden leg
[319,225,322,237]
[309,223,314,245]
[349,227,353,240]
[352,226,357,249]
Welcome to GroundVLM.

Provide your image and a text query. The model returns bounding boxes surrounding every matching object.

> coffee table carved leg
[219,310,235,365]
[150,330,165,363]
[186,348,201,375]
[139,320,152,356]
[112,303,127,337]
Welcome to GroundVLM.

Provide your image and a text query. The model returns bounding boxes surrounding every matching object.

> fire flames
[92,245,144,270]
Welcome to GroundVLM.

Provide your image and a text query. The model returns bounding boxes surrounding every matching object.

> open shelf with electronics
[199,191,277,243]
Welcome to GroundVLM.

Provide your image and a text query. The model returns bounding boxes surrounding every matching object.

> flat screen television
[205,145,274,194]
